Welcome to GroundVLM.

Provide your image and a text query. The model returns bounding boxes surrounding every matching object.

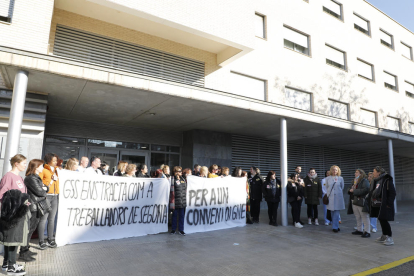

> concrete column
[387,139,397,213]
[2,70,28,175]
[280,118,288,226]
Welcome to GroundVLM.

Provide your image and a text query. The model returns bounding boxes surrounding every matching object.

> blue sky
[366,0,414,32]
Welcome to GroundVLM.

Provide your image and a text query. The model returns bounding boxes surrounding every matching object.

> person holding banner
[39,153,60,248]
[231,167,242,177]
[0,154,29,275]
[64,158,79,171]
[162,165,171,180]
[249,166,264,223]
[262,171,281,226]
[208,164,219,178]
[122,164,137,177]
[221,167,230,177]
[199,166,208,178]
[170,166,186,235]
[113,161,127,176]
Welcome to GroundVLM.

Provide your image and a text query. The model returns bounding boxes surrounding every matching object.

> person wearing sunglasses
[208,164,219,178]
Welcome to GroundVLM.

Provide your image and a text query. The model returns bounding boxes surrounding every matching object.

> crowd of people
[0,153,397,275]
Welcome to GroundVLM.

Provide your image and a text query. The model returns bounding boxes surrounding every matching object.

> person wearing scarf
[304,168,322,225]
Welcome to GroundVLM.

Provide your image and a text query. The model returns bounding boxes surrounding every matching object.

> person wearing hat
[249,166,264,223]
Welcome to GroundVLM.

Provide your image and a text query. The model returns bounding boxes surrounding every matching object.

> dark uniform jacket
[262,178,281,203]
[249,174,264,201]
[304,175,322,205]
[287,180,304,203]
[173,176,187,209]
[370,174,396,221]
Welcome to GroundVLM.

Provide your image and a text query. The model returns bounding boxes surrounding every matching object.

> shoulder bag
[323,182,336,205]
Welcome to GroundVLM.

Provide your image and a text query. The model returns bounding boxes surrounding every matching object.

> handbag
[323,182,336,205]
[371,183,382,207]
[37,198,52,216]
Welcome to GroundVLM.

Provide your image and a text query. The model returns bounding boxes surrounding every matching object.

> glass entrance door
[120,151,147,171]
[88,148,119,175]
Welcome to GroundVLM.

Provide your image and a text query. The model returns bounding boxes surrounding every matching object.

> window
[409,122,414,135]
[328,99,348,120]
[323,0,342,20]
[380,29,393,49]
[357,59,374,81]
[383,71,398,91]
[230,72,266,100]
[354,14,370,35]
[285,87,312,111]
[405,81,414,99]
[283,26,310,56]
[326,45,346,70]
[386,116,400,131]
[360,109,376,127]
[0,0,14,23]
[401,42,413,60]
[255,13,266,39]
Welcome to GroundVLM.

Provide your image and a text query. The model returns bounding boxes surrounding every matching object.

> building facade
[1,0,414,213]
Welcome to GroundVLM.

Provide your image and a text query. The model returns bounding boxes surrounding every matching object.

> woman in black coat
[304,168,322,225]
[370,166,396,246]
[287,173,304,228]
[262,171,281,226]
[19,159,49,260]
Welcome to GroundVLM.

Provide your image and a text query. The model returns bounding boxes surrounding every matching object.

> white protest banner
[184,176,247,234]
[56,170,170,246]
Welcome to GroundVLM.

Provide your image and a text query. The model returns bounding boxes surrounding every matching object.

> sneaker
[315,219,319,226]
[333,229,338,233]
[27,251,37,256]
[325,222,329,226]
[179,231,186,236]
[294,222,303,229]
[17,251,35,263]
[376,235,387,243]
[2,263,7,271]
[308,218,312,225]
[361,232,371,238]
[384,236,394,246]
[46,239,57,248]
[6,264,26,276]
[372,228,377,233]
[352,230,363,235]
[39,241,47,250]
[170,230,176,235]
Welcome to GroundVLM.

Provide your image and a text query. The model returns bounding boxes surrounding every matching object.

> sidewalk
[24,201,414,276]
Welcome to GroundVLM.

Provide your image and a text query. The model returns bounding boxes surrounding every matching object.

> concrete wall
[182,130,232,170]
[0,0,54,54]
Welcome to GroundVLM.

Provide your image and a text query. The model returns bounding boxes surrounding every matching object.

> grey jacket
[325,176,345,211]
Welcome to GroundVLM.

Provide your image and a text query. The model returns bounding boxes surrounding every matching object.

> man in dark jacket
[249,166,264,223]
[136,164,150,178]
[262,171,281,226]
[171,166,187,236]
[370,166,396,246]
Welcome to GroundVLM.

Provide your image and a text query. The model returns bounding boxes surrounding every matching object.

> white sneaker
[372,228,377,233]
[384,236,394,246]
[376,235,387,243]
[325,222,329,226]
[6,264,26,276]
[308,218,312,225]
[315,219,319,226]
[295,222,304,228]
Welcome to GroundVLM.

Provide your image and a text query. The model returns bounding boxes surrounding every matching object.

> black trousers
[298,197,303,221]
[290,201,301,223]
[379,219,392,237]
[266,201,279,222]
[3,246,17,266]
[307,204,318,219]
[20,211,40,253]
[251,199,261,221]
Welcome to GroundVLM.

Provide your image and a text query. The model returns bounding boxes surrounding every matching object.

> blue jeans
[332,210,340,230]
[323,204,329,223]
[172,208,185,232]
[370,217,377,230]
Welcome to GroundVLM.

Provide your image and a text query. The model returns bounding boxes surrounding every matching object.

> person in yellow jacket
[207,164,219,178]
[38,153,59,249]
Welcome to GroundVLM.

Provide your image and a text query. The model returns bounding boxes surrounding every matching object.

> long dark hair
[266,170,276,180]
[26,159,44,176]
[232,167,242,177]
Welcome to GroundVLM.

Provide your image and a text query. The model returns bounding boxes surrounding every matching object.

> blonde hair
[65,158,79,171]
[162,165,170,174]
[125,164,137,174]
[330,165,341,176]
[200,166,208,176]
[117,161,128,172]
[10,154,26,167]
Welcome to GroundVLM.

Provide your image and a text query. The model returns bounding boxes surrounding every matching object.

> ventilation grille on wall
[232,134,413,200]
[53,25,205,87]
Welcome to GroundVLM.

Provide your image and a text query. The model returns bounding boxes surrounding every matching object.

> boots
[18,250,36,262]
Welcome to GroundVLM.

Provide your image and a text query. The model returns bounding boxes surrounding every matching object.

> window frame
[356,58,375,83]
[379,28,394,50]
[401,41,413,61]
[325,44,347,71]
[283,24,312,57]
[230,71,268,101]
[353,13,371,37]
[409,122,414,135]
[254,12,267,40]
[360,108,378,127]
[386,116,401,132]
[284,86,314,112]
[322,0,344,22]
[327,98,350,120]
[383,71,398,92]
[405,80,414,99]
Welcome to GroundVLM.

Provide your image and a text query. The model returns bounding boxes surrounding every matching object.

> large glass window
[283,26,310,56]
[323,0,342,20]
[88,139,149,150]
[285,87,312,111]
[360,109,376,127]
[326,45,346,70]
[357,59,374,81]
[328,99,348,120]
[43,145,81,161]
[383,71,398,91]
[151,153,180,172]
[409,123,414,135]
[230,72,266,100]
[380,29,393,49]
[354,14,370,35]
[401,42,413,60]
[386,117,400,131]
[406,81,414,99]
